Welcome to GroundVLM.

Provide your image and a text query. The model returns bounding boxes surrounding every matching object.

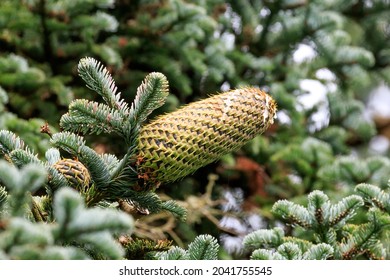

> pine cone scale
[53,158,91,189]
[137,87,277,184]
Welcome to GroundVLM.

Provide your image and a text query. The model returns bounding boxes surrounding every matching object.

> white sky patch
[220,234,243,255]
[276,110,292,125]
[219,216,247,234]
[221,188,243,212]
[220,32,236,51]
[245,213,266,230]
[220,81,231,92]
[293,44,317,63]
[299,79,328,108]
[367,84,390,118]
[299,79,330,131]
[369,135,390,155]
[315,68,338,93]
[288,174,303,185]
[315,68,336,82]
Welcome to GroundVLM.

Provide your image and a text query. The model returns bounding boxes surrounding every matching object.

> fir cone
[136,87,277,185]
[53,158,91,190]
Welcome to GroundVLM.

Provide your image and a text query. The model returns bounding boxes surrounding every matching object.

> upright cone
[136,87,277,185]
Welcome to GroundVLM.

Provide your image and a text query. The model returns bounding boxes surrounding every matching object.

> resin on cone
[136,87,277,185]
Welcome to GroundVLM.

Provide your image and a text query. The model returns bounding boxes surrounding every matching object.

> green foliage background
[0,0,389,259]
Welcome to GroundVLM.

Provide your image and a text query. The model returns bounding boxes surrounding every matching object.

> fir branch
[40,247,90,260]
[0,86,8,105]
[272,200,312,228]
[77,57,129,114]
[53,187,133,243]
[50,132,86,156]
[161,200,187,222]
[364,242,387,260]
[69,207,133,235]
[45,148,61,165]
[4,217,53,247]
[99,153,120,176]
[243,227,284,250]
[108,189,163,214]
[334,46,375,67]
[276,242,302,260]
[0,161,46,195]
[340,209,388,259]
[313,228,338,247]
[31,196,48,222]
[125,192,162,214]
[9,149,40,168]
[0,130,26,156]
[187,234,219,260]
[76,231,125,260]
[45,165,71,193]
[355,183,390,213]
[328,195,364,227]
[0,161,47,217]
[127,72,169,132]
[124,238,173,260]
[283,236,314,253]
[60,99,125,136]
[250,249,284,260]
[155,247,188,260]
[307,190,331,226]
[38,0,55,74]
[78,146,110,191]
[109,145,137,183]
[18,164,48,194]
[302,244,334,260]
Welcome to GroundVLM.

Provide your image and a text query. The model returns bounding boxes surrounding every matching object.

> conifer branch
[161,200,187,222]
[308,190,331,226]
[105,187,163,215]
[45,148,61,165]
[243,228,284,249]
[123,239,173,260]
[108,145,138,186]
[302,244,334,260]
[0,161,47,217]
[285,236,313,252]
[8,149,41,168]
[250,249,284,260]
[99,153,120,176]
[355,183,390,213]
[277,242,302,260]
[247,235,334,260]
[340,209,388,259]
[328,195,364,227]
[155,247,188,260]
[45,165,71,192]
[52,188,133,259]
[77,57,129,114]
[50,132,86,156]
[78,146,110,191]
[272,200,312,228]
[128,72,169,126]
[187,234,219,260]
[60,99,125,136]
[0,130,26,156]
[156,235,219,260]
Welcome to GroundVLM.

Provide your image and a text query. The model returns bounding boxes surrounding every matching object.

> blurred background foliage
[0,0,389,258]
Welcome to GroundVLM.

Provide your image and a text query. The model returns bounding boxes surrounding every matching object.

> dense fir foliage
[0,0,389,259]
